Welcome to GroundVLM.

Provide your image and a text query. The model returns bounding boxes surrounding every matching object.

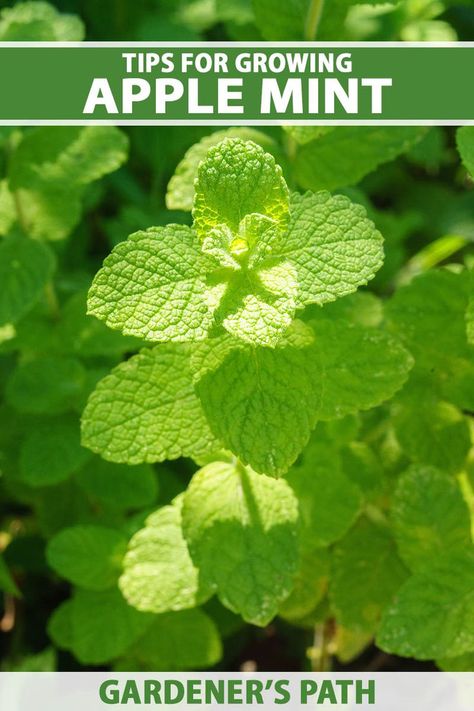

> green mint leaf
[0,235,55,326]
[386,269,474,411]
[391,465,472,573]
[393,390,471,474]
[195,340,322,476]
[193,138,289,241]
[88,225,214,342]
[76,459,158,512]
[57,588,151,665]
[6,356,86,415]
[47,600,74,652]
[272,191,383,307]
[46,525,127,591]
[0,1,84,40]
[217,260,298,347]
[456,126,474,177]
[330,518,408,635]
[81,345,220,465]
[287,439,362,546]
[120,500,212,614]
[378,550,474,659]
[123,610,222,671]
[20,419,91,487]
[166,128,281,212]
[182,459,299,625]
[309,319,413,420]
[9,127,128,240]
[294,127,425,192]
[278,543,330,623]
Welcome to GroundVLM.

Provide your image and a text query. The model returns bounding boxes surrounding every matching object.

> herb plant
[1,0,474,675]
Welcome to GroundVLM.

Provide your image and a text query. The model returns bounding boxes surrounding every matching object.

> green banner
[1,42,473,123]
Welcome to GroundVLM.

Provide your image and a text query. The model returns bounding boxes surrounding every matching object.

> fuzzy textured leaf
[378,550,474,659]
[120,501,212,613]
[81,345,220,464]
[272,191,383,307]
[193,138,289,240]
[182,460,299,625]
[196,341,322,476]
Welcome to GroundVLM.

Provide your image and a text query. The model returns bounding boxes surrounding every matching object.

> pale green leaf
[88,225,214,342]
[294,127,425,192]
[0,235,55,326]
[0,1,84,41]
[182,460,299,625]
[378,550,474,659]
[391,465,472,573]
[196,340,322,476]
[330,518,408,634]
[271,191,383,307]
[120,501,212,613]
[47,525,127,591]
[81,345,220,465]
[216,260,298,347]
[9,127,128,240]
[166,129,280,211]
[193,138,289,241]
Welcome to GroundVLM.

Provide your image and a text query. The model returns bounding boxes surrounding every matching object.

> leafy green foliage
[166,128,280,211]
[182,460,299,625]
[19,419,91,486]
[0,1,84,41]
[122,610,222,670]
[275,191,383,307]
[47,525,127,590]
[0,235,55,326]
[9,127,128,240]
[391,466,472,572]
[120,500,212,613]
[81,345,219,464]
[378,550,474,659]
[293,127,425,192]
[331,519,408,635]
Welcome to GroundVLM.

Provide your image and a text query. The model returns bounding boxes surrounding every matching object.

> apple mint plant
[78,136,415,633]
[1,3,474,671]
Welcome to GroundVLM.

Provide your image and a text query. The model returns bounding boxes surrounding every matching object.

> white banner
[0,672,473,710]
